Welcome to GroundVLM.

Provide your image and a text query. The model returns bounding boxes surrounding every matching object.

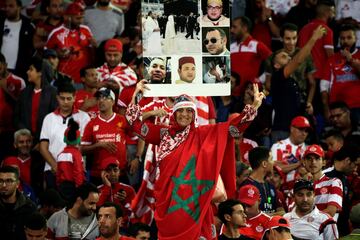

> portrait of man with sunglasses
[202,0,229,27]
[203,27,230,55]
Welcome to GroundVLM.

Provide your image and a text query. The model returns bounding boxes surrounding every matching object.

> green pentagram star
[167,155,214,222]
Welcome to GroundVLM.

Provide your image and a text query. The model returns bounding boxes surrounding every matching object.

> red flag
[155,123,236,240]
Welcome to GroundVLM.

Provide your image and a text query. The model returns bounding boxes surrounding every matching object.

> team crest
[256,225,264,232]
[141,124,149,136]
[93,125,99,131]
[229,125,240,138]
[307,216,314,222]
[320,187,328,194]
[247,188,255,197]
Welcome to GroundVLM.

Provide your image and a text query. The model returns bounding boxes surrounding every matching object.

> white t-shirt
[1,19,21,69]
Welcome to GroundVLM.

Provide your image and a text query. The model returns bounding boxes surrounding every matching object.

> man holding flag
[126,80,264,239]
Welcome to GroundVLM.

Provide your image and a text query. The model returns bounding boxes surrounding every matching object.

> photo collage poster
[142,0,231,96]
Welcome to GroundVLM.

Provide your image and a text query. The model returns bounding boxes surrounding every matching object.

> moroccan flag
[155,122,236,240]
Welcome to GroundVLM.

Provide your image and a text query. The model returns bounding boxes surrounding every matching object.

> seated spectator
[323,129,344,166]
[97,202,135,240]
[47,183,99,239]
[15,56,57,144]
[24,212,48,240]
[38,188,66,219]
[283,179,339,239]
[0,53,26,160]
[57,119,86,202]
[241,147,284,215]
[261,216,293,240]
[303,144,343,218]
[0,166,37,239]
[97,157,136,228]
[75,66,99,119]
[218,199,254,240]
[237,185,271,240]
[128,222,151,240]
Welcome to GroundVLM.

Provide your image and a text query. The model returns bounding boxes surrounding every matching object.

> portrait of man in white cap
[202,0,230,27]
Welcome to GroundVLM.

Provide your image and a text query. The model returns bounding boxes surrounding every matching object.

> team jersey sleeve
[257,41,272,60]
[40,114,52,142]
[81,121,94,145]
[323,27,334,49]
[328,178,343,210]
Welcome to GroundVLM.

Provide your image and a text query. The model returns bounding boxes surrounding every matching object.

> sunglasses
[204,38,220,45]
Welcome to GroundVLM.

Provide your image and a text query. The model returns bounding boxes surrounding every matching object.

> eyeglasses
[0,179,17,185]
[204,38,221,45]
[207,5,222,10]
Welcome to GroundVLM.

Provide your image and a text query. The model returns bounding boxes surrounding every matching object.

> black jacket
[0,191,37,239]
[0,15,35,79]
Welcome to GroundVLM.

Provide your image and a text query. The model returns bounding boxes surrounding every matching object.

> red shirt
[238,138,258,165]
[299,19,333,79]
[74,89,99,119]
[230,36,272,95]
[322,49,360,108]
[0,73,25,130]
[240,212,271,240]
[2,156,32,185]
[81,113,129,177]
[56,145,85,187]
[96,236,135,240]
[314,174,343,211]
[46,25,94,83]
[97,182,136,226]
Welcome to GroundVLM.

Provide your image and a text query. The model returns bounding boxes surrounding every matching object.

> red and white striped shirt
[97,62,137,89]
[314,174,343,220]
[194,96,215,125]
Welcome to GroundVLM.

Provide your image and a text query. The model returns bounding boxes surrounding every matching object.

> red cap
[178,57,195,68]
[273,165,285,179]
[266,216,291,230]
[291,116,311,128]
[101,157,120,170]
[238,185,260,206]
[65,2,84,16]
[304,144,324,158]
[104,39,123,52]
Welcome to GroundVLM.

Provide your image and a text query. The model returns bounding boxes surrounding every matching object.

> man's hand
[153,108,168,117]
[251,83,265,110]
[311,25,327,42]
[129,158,139,175]
[97,142,117,154]
[50,162,58,174]
[114,190,127,201]
[305,102,314,115]
[341,48,353,62]
[101,170,111,187]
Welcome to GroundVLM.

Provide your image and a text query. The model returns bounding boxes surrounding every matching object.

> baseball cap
[350,203,360,225]
[43,49,58,58]
[65,2,84,16]
[178,57,195,69]
[238,185,260,206]
[290,116,311,129]
[304,144,324,158]
[261,216,291,240]
[101,157,120,170]
[104,39,123,52]
[95,87,116,101]
[293,179,314,193]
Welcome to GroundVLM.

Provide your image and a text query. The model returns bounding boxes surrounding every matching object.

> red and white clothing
[314,174,343,220]
[194,96,216,125]
[56,146,85,187]
[238,138,258,165]
[74,89,99,119]
[240,212,271,240]
[97,62,137,90]
[321,49,360,108]
[46,25,94,83]
[299,19,334,79]
[0,73,25,131]
[97,182,136,226]
[2,156,32,185]
[141,98,173,125]
[284,206,339,240]
[81,113,129,177]
[230,35,272,95]
[40,108,90,171]
[96,236,135,240]
[270,138,306,192]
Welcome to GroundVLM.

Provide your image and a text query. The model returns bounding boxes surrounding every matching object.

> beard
[97,0,110,7]
[341,44,356,53]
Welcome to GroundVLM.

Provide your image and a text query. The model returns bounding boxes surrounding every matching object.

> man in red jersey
[75,65,99,119]
[321,24,360,121]
[237,185,271,240]
[46,2,97,85]
[81,87,130,185]
[230,16,271,96]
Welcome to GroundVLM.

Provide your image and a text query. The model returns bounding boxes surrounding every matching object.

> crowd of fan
[0,0,360,239]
